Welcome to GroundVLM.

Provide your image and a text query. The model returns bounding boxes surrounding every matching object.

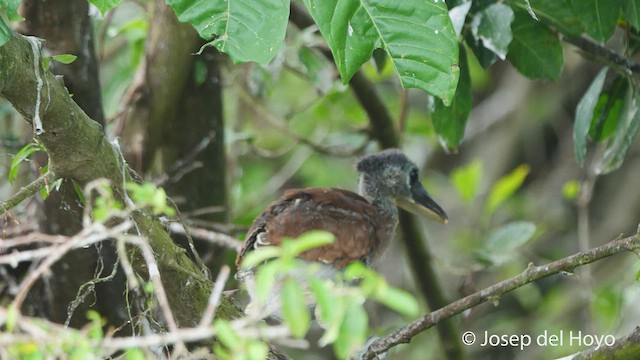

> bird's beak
[395,183,448,224]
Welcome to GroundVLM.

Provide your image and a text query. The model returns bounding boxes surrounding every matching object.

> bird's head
[357,149,448,224]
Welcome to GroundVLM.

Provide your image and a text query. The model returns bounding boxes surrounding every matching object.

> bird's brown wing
[236,188,382,269]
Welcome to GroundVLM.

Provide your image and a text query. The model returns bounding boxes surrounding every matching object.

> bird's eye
[409,168,419,184]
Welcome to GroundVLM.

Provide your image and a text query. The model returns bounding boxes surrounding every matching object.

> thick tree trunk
[16,0,127,329]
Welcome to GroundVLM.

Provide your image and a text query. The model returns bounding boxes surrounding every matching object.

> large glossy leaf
[596,85,640,174]
[432,44,472,151]
[470,3,514,60]
[507,10,563,80]
[571,0,624,43]
[166,0,289,65]
[304,0,459,105]
[574,68,608,167]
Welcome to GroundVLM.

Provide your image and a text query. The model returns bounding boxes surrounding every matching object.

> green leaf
[571,0,623,43]
[451,159,483,203]
[282,279,311,338]
[589,77,626,141]
[0,18,10,47]
[625,0,640,31]
[52,54,78,64]
[166,0,289,66]
[512,0,584,37]
[87,0,124,16]
[574,68,608,167]
[239,246,281,269]
[124,349,146,360]
[432,44,472,151]
[334,299,368,359]
[304,0,460,105]
[507,9,563,80]
[485,164,530,216]
[470,3,514,60]
[596,85,640,174]
[374,285,420,317]
[1,0,25,21]
[255,261,280,304]
[9,143,42,184]
[284,230,335,257]
[450,2,472,38]
[476,221,537,265]
[636,268,640,282]
[213,320,241,349]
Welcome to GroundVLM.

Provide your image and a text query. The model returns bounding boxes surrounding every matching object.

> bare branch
[364,233,640,359]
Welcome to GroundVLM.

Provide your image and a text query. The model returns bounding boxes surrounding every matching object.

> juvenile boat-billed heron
[235,149,447,315]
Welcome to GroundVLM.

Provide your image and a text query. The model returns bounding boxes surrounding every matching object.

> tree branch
[0,171,57,216]
[0,31,241,326]
[563,36,640,75]
[364,232,640,359]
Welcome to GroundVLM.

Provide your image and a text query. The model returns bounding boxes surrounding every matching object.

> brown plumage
[235,149,448,272]
[236,187,396,269]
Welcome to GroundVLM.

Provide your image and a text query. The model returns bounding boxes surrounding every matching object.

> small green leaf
[451,159,483,202]
[72,180,87,205]
[449,2,472,38]
[432,44,472,151]
[9,143,42,184]
[589,77,626,141]
[485,164,531,216]
[334,299,368,359]
[471,3,514,60]
[476,221,537,265]
[240,246,282,269]
[374,286,420,317]
[255,261,279,304]
[1,0,25,21]
[86,310,104,340]
[124,348,146,360]
[507,9,563,80]
[87,0,124,16]
[562,180,581,200]
[282,279,311,338]
[596,85,640,174]
[635,268,640,282]
[284,231,335,257]
[247,341,269,360]
[0,18,11,47]
[52,54,78,64]
[213,319,241,349]
[574,68,608,167]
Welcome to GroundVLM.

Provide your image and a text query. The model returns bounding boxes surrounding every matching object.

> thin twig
[363,233,640,359]
[199,265,230,327]
[168,222,242,251]
[0,172,58,216]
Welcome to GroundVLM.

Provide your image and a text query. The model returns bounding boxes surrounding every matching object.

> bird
[235,149,447,316]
